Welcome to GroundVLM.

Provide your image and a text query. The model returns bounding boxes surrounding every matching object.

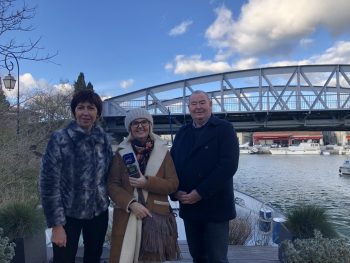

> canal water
[235,154,350,238]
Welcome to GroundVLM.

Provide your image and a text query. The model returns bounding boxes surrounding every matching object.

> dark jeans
[184,219,229,263]
[52,210,108,263]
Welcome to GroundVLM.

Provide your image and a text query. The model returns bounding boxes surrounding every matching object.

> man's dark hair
[70,89,103,117]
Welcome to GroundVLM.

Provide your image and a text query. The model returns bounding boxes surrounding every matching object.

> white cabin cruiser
[269,141,321,155]
[239,142,251,154]
[171,189,287,245]
[339,160,350,176]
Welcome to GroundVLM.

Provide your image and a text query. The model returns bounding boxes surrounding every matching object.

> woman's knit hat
[124,108,153,131]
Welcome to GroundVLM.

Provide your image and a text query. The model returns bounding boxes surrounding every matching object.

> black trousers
[52,210,108,263]
[184,219,229,263]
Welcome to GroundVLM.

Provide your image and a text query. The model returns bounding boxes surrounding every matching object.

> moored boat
[339,160,350,176]
[269,141,321,155]
[248,146,259,154]
[234,190,287,245]
[239,142,251,154]
[171,189,287,245]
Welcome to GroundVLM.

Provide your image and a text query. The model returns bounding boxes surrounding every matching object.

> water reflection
[235,154,350,238]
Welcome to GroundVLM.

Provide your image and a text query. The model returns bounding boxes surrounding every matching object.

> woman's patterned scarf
[131,136,154,205]
[131,136,154,175]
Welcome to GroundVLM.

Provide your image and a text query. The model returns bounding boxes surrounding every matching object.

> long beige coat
[108,136,179,263]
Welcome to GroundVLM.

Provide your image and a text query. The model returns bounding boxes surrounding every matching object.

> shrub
[279,230,350,263]
[0,202,45,240]
[228,217,252,245]
[285,203,338,240]
[0,228,15,263]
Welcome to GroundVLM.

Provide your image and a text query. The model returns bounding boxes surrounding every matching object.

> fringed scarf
[131,136,154,175]
[131,137,154,205]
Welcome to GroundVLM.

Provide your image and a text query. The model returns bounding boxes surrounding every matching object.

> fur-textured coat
[108,134,179,263]
[40,121,113,228]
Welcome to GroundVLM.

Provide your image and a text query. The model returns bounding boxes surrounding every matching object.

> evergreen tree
[0,88,10,112]
[86,82,94,90]
[73,72,86,94]
[73,73,94,94]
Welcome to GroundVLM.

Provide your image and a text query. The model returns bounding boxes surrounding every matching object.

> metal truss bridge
[102,64,350,136]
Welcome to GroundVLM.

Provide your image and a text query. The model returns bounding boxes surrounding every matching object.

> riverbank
[235,154,350,238]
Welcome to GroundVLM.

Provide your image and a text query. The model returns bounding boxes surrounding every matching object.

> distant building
[345,133,350,145]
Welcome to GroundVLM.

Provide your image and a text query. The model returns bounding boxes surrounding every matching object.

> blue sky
[3,0,350,100]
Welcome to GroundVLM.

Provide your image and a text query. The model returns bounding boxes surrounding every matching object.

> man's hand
[177,190,202,204]
[129,202,152,219]
[52,225,67,247]
[129,174,147,188]
[174,190,187,202]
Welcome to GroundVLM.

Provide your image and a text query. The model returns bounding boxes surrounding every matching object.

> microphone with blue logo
[122,152,140,178]
[122,152,145,203]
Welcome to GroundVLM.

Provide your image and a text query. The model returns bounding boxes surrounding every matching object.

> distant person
[170,90,240,263]
[108,108,180,263]
[40,90,113,263]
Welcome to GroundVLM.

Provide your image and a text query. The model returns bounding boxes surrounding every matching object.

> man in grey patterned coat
[40,90,113,263]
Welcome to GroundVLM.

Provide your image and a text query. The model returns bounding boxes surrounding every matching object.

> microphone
[122,153,140,178]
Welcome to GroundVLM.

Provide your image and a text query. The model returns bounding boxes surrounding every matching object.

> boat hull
[339,166,350,175]
[269,149,321,155]
[269,142,321,155]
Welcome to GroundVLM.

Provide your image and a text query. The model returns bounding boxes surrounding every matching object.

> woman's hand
[51,225,67,247]
[129,202,152,220]
[129,174,147,189]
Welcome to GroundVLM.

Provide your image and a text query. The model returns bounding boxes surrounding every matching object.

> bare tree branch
[0,0,57,64]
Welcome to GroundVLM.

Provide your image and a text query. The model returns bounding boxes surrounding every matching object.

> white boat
[171,190,287,245]
[233,190,287,245]
[239,142,251,154]
[248,146,259,154]
[340,147,350,155]
[339,160,350,176]
[269,141,321,155]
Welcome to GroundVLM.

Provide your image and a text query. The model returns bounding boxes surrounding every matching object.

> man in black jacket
[171,90,240,263]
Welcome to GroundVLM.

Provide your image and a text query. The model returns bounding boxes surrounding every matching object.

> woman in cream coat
[108,108,180,263]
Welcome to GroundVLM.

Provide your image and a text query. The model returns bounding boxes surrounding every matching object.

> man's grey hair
[187,90,210,104]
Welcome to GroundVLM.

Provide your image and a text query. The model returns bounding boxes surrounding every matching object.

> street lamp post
[3,52,20,134]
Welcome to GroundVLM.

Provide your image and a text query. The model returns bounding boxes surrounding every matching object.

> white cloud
[309,41,350,64]
[233,57,259,70]
[264,41,350,67]
[205,1,350,57]
[2,73,73,107]
[21,73,37,88]
[167,40,350,76]
[169,20,193,36]
[299,38,314,48]
[165,63,173,71]
[170,54,233,74]
[101,96,112,101]
[3,73,46,99]
[119,79,134,89]
[53,82,73,94]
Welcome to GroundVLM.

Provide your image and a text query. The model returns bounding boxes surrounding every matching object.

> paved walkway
[47,241,279,263]
[168,241,279,263]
